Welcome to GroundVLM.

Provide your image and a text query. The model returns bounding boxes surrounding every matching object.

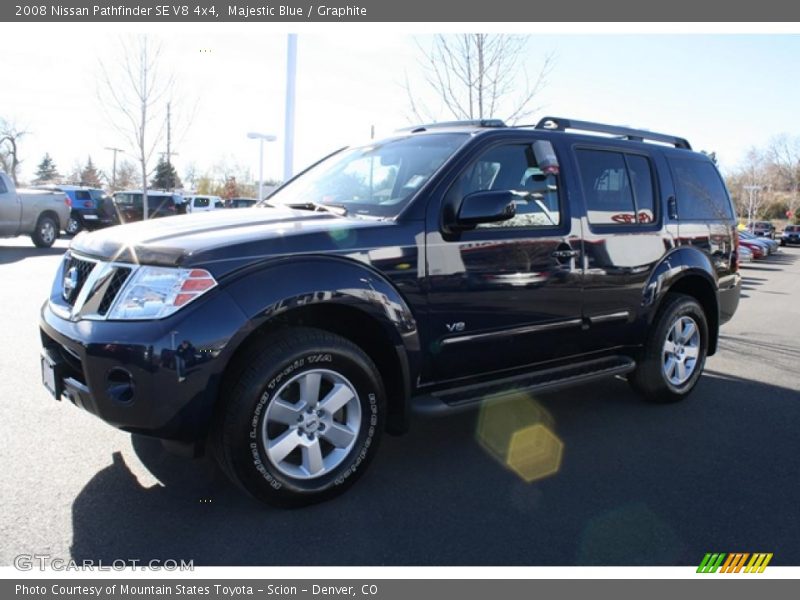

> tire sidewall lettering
[246,351,380,492]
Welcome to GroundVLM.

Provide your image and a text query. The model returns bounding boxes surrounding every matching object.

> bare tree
[766,134,800,218]
[0,119,28,185]
[98,36,173,219]
[114,159,138,191]
[406,34,555,125]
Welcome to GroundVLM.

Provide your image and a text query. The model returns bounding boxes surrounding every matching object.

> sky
[2,24,800,188]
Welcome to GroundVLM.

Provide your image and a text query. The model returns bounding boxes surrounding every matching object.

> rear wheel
[65,214,82,236]
[214,327,385,507]
[31,215,58,248]
[629,293,709,403]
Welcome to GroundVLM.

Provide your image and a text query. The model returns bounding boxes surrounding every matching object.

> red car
[738,235,766,259]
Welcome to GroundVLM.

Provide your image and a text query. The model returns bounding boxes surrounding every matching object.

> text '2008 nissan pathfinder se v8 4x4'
[40,117,741,506]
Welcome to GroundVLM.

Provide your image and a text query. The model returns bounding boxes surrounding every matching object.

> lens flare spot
[328,228,356,247]
[506,424,563,483]
[477,394,563,482]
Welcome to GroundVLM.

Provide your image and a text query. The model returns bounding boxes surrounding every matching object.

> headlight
[107,266,217,320]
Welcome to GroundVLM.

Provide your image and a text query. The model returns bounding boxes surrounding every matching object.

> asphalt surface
[0,236,798,566]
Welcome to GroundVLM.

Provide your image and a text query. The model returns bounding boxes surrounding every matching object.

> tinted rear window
[669,157,733,220]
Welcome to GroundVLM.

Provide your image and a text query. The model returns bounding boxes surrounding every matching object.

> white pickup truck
[0,172,70,247]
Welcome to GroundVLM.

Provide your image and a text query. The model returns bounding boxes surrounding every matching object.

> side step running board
[412,356,636,416]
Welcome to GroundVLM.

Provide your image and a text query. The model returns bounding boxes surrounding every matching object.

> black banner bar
[4,0,800,22]
[3,579,795,600]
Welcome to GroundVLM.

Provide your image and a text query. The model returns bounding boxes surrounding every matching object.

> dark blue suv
[38,185,116,234]
[40,117,741,507]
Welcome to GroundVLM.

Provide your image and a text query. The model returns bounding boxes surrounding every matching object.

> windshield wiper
[281,201,349,216]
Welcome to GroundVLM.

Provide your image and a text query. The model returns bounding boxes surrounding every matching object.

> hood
[70,206,392,270]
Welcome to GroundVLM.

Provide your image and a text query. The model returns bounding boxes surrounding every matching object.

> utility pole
[160,102,180,191]
[104,146,124,190]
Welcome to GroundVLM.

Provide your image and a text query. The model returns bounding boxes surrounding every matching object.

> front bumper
[39,288,250,440]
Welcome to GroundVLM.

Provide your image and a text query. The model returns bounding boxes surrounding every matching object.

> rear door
[573,145,674,350]
[424,136,584,383]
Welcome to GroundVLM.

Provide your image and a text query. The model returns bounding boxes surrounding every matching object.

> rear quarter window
[669,157,733,221]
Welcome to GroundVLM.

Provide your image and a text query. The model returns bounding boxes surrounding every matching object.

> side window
[577,149,656,226]
[0,178,7,194]
[450,142,561,229]
[669,157,733,220]
[195,197,210,208]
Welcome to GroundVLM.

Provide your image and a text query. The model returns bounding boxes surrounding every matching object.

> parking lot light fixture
[247,132,277,202]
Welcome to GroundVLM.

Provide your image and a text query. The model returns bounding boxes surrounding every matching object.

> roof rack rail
[399,119,507,133]
[534,116,691,150]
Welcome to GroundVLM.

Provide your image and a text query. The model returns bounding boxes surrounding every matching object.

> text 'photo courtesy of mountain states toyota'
[39,117,741,507]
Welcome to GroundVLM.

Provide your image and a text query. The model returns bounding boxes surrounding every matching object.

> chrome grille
[62,255,96,306]
[97,267,132,315]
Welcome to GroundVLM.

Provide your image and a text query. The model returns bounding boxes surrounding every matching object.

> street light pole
[247,132,277,201]
[104,146,124,190]
[284,34,297,183]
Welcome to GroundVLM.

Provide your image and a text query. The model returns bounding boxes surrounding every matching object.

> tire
[214,327,386,507]
[629,293,709,404]
[31,215,58,248]
[66,214,82,236]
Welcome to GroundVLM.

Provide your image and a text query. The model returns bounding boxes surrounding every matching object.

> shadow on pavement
[0,244,65,265]
[70,371,800,566]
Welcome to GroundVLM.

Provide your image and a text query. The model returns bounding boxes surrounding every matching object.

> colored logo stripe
[697,552,772,573]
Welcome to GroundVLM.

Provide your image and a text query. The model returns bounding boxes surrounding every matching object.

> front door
[424,139,584,384]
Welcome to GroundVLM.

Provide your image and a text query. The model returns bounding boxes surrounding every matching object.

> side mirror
[456,190,516,227]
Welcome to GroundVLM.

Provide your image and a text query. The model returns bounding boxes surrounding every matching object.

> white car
[184,195,224,213]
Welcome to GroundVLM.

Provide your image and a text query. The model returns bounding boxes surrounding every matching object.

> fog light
[107,368,135,404]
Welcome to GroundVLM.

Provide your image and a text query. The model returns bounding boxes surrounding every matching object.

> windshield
[266,133,468,218]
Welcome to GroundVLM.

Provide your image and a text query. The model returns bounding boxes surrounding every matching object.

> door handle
[668,195,678,219]
[551,249,579,259]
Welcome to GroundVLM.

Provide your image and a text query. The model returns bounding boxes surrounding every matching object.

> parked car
[184,194,224,213]
[227,197,258,209]
[40,117,741,506]
[0,172,69,247]
[35,185,116,235]
[738,245,754,263]
[740,230,778,255]
[747,220,776,239]
[780,224,800,246]
[112,190,185,223]
[738,234,766,259]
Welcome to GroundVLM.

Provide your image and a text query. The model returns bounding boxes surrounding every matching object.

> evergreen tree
[33,153,60,184]
[80,156,104,188]
[150,156,182,190]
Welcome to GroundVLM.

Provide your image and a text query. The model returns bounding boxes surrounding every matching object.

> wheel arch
[217,256,420,435]
[643,247,720,355]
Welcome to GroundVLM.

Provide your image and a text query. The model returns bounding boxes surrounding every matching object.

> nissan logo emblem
[62,267,80,302]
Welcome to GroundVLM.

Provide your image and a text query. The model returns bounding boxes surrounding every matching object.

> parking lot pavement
[1,238,798,567]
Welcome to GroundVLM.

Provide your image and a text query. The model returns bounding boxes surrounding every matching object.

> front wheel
[214,327,386,507]
[629,293,709,403]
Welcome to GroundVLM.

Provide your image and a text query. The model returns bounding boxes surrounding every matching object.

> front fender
[222,253,420,373]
